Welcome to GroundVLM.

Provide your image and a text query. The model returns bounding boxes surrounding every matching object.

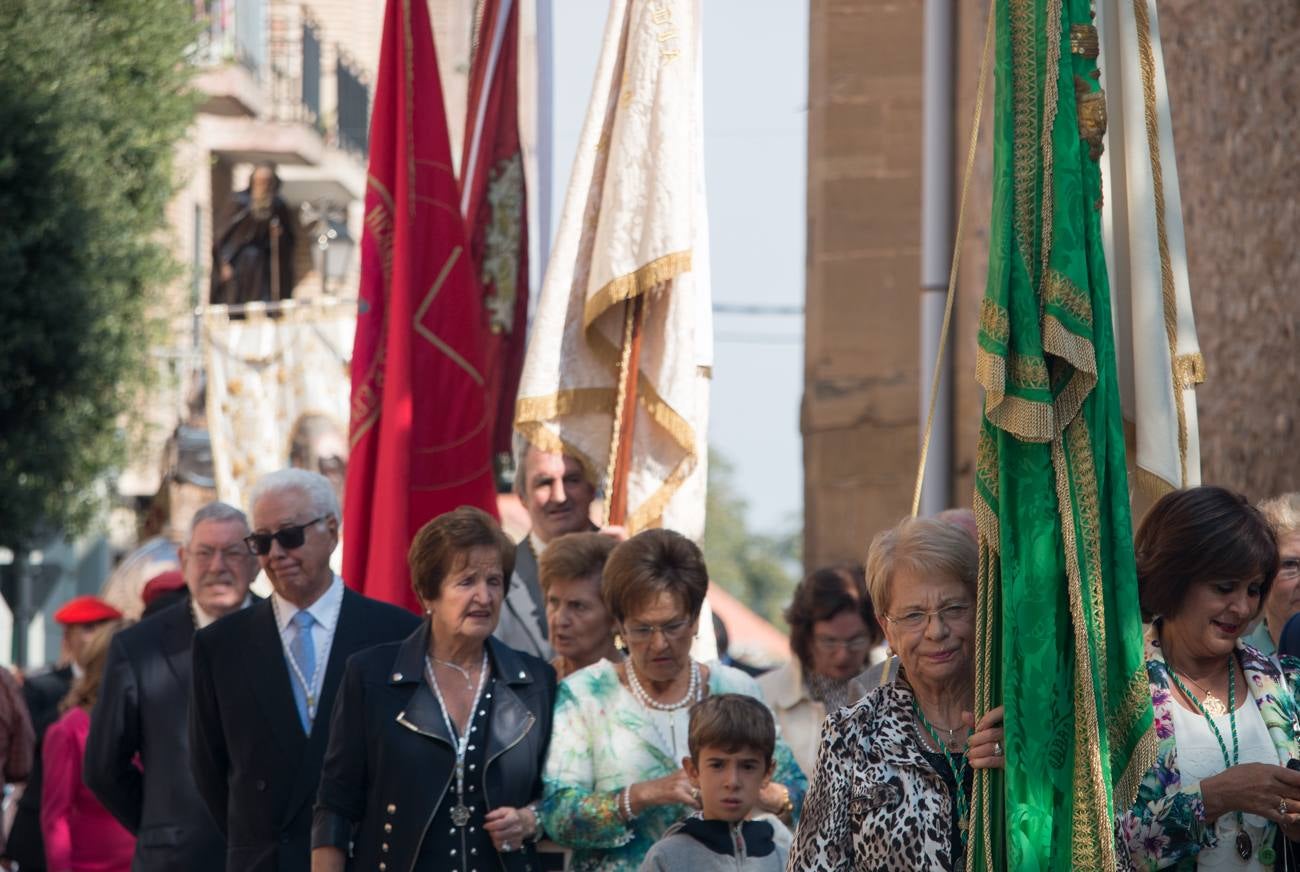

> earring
[614,633,626,652]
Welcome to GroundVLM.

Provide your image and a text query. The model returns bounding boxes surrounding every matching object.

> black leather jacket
[312,623,556,872]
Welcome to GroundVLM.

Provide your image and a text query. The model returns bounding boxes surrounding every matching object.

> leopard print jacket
[787,679,960,871]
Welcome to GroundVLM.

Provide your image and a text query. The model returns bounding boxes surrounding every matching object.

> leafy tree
[700,450,801,627]
[0,0,197,548]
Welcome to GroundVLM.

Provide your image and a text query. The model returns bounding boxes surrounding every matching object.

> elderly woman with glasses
[788,517,1005,872]
[758,566,883,777]
[1246,493,1300,659]
[540,529,807,872]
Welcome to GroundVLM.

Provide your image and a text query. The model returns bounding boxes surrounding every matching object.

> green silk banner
[966,0,1154,869]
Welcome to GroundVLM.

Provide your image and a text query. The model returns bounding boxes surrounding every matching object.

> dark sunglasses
[244,516,327,556]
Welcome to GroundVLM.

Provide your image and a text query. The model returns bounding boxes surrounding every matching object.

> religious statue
[209,162,296,305]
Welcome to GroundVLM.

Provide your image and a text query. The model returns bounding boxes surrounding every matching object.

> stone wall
[804,0,926,569]
[1158,0,1300,500]
[802,0,1298,570]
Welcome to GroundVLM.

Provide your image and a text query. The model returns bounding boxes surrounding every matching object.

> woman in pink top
[41,619,135,872]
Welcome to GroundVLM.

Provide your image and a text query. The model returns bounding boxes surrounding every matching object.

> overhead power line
[712,302,805,316]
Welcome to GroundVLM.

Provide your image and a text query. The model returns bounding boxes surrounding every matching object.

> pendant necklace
[913,698,970,843]
[425,651,490,827]
[429,656,475,689]
[1169,659,1251,860]
[1175,669,1228,717]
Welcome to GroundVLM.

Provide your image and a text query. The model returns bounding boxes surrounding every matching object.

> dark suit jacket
[495,538,550,659]
[1279,614,1300,660]
[189,588,419,872]
[312,627,556,872]
[84,598,226,871]
[6,665,73,869]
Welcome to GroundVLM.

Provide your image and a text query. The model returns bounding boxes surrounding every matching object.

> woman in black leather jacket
[311,507,556,872]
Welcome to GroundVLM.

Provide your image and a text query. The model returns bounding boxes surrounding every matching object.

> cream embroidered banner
[515,0,711,540]
[1097,0,1204,497]
[202,299,355,514]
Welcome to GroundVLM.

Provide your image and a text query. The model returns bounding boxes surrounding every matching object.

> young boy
[639,694,788,871]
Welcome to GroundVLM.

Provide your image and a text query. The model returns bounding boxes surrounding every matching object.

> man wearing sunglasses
[188,469,418,872]
[85,502,257,872]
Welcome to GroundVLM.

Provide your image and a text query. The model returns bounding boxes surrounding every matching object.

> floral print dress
[1119,628,1300,871]
[539,659,807,872]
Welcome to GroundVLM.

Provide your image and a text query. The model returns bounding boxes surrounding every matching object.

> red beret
[52,595,123,626]
[141,570,186,607]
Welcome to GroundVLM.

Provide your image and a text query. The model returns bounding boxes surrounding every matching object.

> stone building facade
[803,0,1299,569]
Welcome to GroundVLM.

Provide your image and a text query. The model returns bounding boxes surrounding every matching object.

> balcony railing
[301,15,322,124]
[195,0,267,76]
[194,2,372,160]
[336,50,370,158]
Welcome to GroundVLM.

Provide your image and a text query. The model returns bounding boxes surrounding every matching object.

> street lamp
[300,200,355,295]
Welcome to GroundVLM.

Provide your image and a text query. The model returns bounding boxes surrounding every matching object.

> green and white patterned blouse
[540,658,808,872]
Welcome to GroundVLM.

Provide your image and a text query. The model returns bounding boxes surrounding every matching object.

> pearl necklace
[626,658,700,711]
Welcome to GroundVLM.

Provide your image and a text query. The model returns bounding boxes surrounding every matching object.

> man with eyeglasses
[188,469,418,872]
[85,501,258,872]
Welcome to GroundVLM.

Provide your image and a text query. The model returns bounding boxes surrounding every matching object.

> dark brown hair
[602,528,708,623]
[785,565,881,668]
[687,693,776,763]
[538,532,616,595]
[1136,486,1279,621]
[408,506,515,602]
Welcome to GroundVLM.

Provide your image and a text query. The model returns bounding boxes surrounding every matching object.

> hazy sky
[550,0,809,532]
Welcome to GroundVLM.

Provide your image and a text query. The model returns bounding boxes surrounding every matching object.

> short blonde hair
[1258,493,1300,539]
[865,516,977,615]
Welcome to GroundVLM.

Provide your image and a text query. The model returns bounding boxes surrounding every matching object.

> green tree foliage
[0,0,197,547]
[700,450,801,628]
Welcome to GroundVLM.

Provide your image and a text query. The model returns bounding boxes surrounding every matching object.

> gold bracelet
[776,784,793,821]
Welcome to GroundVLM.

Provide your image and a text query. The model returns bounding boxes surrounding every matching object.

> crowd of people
[0,439,1295,872]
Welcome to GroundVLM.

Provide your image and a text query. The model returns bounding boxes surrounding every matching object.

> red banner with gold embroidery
[343,0,498,611]
[461,0,529,476]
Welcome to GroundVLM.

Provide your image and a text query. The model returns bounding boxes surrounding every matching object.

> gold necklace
[1173,667,1229,716]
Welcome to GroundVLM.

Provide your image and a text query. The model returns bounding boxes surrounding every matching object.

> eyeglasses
[1279,559,1300,580]
[812,635,873,654]
[244,516,327,556]
[622,619,693,643]
[190,545,250,565]
[883,602,973,632]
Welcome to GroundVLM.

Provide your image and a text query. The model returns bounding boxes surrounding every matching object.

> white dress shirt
[270,574,345,724]
[192,594,253,630]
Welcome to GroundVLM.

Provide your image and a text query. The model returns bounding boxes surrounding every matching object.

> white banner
[1098,0,1204,497]
[202,299,356,514]
[515,0,711,540]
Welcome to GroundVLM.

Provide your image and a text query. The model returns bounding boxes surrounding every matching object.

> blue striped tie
[288,610,316,733]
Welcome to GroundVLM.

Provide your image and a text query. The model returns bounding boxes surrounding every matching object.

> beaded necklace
[912,699,970,845]
[1168,660,1251,861]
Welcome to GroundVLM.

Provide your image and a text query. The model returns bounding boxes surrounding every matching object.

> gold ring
[1281,798,1289,816]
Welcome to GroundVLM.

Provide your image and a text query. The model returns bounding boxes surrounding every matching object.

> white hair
[186,502,249,546]
[248,468,340,521]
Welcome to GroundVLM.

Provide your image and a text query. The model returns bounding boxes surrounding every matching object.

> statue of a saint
[209,162,297,305]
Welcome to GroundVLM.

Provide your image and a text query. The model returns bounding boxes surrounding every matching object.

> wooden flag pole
[604,294,646,527]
